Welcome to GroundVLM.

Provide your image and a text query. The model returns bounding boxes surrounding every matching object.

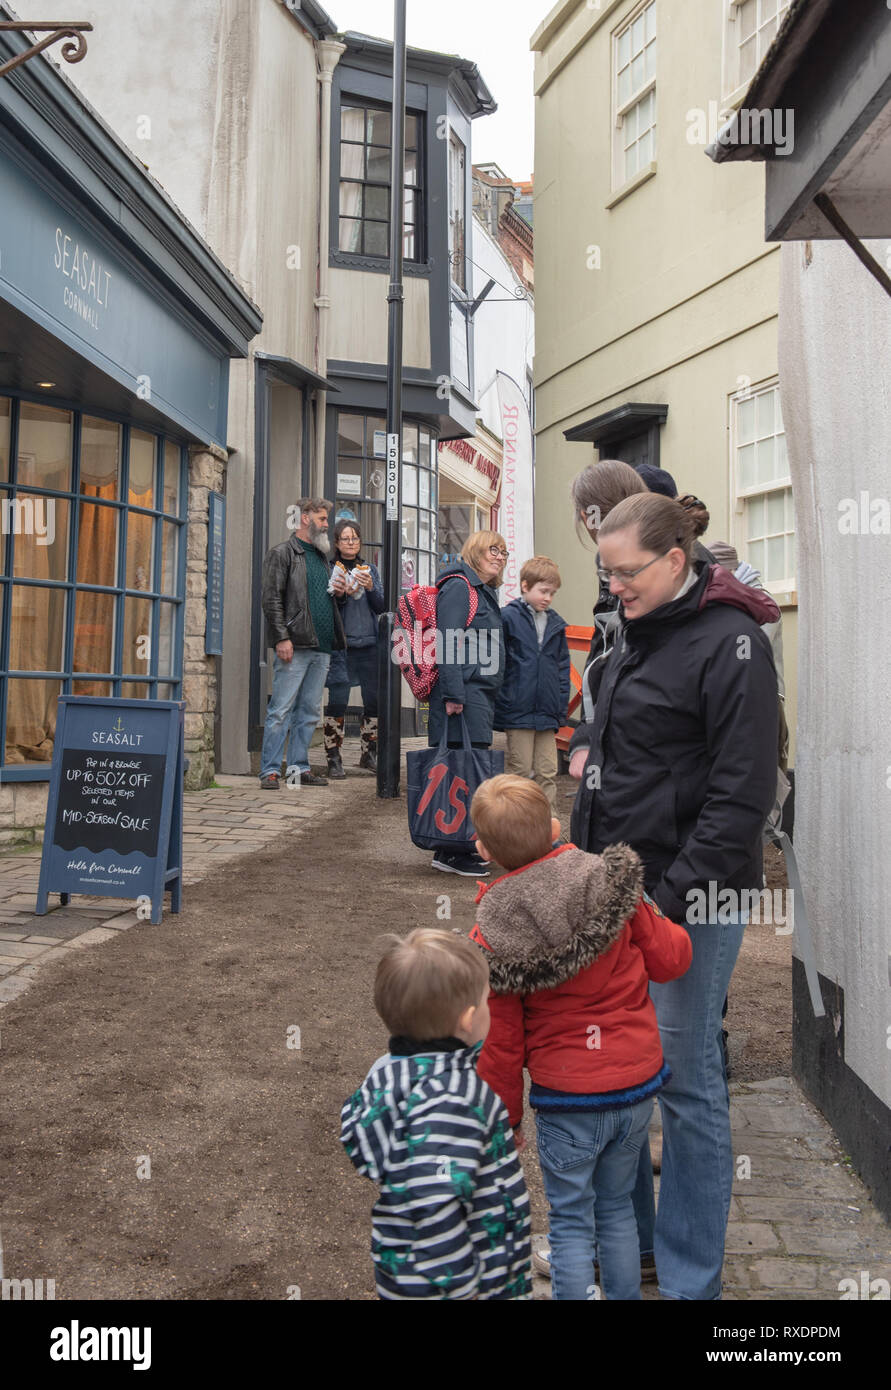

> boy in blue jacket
[494,557,571,810]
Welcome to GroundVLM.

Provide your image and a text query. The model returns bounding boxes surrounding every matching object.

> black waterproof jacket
[261,534,346,652]
[427,559,504,746]
[569,560,779,924]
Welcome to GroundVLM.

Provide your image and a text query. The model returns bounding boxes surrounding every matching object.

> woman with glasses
[428,530,508,877]
[569,492,779,1301]
[324,519,384,776]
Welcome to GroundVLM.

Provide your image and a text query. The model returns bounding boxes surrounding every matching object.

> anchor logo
[113,716,124,733]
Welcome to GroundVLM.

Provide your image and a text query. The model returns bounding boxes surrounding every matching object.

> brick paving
[1,736,888,1300]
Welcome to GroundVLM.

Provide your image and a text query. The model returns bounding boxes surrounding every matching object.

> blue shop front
[0,22,261,804]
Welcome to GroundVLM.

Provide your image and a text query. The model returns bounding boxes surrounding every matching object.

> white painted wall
[778,237,891,1107]
[470,216,535,437]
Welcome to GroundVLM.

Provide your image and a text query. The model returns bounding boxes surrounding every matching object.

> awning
[707,0,891,259]
[254,352,340,393]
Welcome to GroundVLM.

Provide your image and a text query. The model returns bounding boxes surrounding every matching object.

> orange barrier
[556,625,594,755]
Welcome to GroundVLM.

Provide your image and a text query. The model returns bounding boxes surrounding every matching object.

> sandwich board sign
[35,696,184,926]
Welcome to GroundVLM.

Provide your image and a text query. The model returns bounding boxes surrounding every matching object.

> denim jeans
[260,649,330,777]
[632,916,746,1300]
[535,1098,653,1301]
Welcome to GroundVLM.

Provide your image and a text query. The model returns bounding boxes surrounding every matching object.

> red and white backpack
[394,574,478,700]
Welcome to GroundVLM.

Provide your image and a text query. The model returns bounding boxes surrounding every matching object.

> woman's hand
[445,701,464,716]
[513,1125,527,1153]
[331,569,347,595]
[569,747,589,781]
[356,569,373,590]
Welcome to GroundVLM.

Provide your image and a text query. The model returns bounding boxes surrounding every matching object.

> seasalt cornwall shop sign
[0,145,228,444]
[54,227,112,331]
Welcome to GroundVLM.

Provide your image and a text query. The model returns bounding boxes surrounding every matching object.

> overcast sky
[329,0,548,181]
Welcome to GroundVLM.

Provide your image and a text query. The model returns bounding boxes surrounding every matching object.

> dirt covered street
[0,772,792,1300]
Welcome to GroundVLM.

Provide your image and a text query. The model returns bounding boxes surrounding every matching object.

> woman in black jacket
[570,492,779,1301]
[428,530,506,878]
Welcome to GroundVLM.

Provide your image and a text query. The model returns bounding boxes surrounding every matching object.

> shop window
[731,380,795,597]
[338,101,423,262]
[331,410,437,587]
[0,396,186,773]
[437,472,488,567]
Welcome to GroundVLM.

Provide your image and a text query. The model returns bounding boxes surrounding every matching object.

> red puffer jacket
[470,843,692,1128]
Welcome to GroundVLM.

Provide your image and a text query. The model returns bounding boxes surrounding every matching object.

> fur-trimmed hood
[472,843,643,995]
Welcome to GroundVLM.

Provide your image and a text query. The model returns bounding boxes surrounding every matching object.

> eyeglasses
[597,553,665,585]
[487,545,509,559]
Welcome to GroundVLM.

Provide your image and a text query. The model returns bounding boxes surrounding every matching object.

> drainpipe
[314,37,346,493]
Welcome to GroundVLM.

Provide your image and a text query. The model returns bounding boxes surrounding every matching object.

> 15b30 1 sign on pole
[386,432,400,520]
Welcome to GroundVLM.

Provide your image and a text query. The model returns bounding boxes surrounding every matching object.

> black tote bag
[406,718,504,853]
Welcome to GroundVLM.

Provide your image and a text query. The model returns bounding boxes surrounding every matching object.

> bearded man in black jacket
[259,499,346,790]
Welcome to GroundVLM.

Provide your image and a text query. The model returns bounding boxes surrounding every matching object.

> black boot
[359,715,378,773]
[324,715,347,779]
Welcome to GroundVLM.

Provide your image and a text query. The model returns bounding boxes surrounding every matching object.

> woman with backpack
[428,530,507,878]
[323,519,385,777]
[569,492,779,1300]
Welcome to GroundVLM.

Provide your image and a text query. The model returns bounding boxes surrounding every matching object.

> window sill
[329,250,432,277]
[776,591,798,609]
[721,83,751,114]
[605,161,657,210]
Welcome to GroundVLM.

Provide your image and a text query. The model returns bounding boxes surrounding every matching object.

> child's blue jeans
[535,1098,653,1300]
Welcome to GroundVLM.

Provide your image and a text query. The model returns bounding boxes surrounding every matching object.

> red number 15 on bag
[415,761,469,834]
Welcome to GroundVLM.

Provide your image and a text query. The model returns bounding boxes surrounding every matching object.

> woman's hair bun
[678,494,710,537]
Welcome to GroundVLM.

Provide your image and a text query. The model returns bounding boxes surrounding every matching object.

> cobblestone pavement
[1,738,888,1301]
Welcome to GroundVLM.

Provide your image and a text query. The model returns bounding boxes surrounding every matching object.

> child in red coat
[469,774,692,1301]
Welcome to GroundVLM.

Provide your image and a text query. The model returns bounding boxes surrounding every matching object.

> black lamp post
[377,0,408,799]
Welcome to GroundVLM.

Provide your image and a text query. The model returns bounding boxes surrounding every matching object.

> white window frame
[612,0,657,193]
[722,0,792,106]
[729,377,796,601]
[448,128,467,293]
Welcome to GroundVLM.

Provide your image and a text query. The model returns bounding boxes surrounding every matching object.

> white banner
[495,371,535,602]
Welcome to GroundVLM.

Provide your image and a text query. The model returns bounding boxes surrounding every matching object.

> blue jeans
[260,649,331,777]
[633,917,745,1300]
[535,1098,653,1301]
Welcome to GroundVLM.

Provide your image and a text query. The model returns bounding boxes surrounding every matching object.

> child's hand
[513,1125,527,1152]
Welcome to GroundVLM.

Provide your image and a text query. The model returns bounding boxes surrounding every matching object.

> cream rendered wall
[532,0,796,745]
[327,271,431,370]
[64,0,223,234]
